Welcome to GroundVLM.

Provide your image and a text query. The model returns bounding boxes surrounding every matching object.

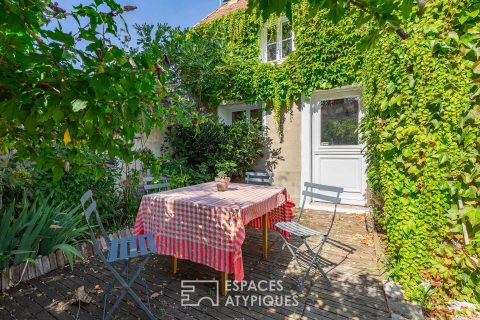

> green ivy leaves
[362,0,480,307]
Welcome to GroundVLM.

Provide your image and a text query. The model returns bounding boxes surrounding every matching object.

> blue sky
[51,0,220,45]
[109,0,219,28]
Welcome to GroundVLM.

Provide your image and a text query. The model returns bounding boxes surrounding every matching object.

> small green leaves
[71,99,88,112]
[401,0,415,19]
[447,31,459,44]
[43,28,75,47]
[52,108,64,123]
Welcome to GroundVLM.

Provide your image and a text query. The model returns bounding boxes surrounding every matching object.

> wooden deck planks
[0,211,390,319]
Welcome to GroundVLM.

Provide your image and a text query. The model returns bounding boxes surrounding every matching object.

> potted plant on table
[215,171,230,192]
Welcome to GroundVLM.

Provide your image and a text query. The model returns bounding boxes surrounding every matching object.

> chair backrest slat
[143,176,168,183]
[298,182,344,237]
[144,183,170,191]
[84,201,97,221]
[303,182,343,193]
[80,190,93,205]
[80,190,111,249]
[245,171,273,186]
[143,176,170,194]
[302,190,341,204]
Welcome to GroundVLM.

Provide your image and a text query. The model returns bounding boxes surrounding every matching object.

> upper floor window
[261,17,294,63]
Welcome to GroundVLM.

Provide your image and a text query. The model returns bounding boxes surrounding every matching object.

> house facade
[197,0,368,211]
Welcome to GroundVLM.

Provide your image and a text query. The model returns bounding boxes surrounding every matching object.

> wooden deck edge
[0,227,132,292]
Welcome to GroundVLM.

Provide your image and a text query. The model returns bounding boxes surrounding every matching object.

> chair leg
[126,260,151,307]
[104,256,155,320]
[102,261,129,319]
[269,242,286,273]
[271,233,303,273]
[301,237,332,288]
[297,260,314,292]
[137,274,151,307]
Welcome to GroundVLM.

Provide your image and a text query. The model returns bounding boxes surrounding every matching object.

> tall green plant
[0,193,87,269]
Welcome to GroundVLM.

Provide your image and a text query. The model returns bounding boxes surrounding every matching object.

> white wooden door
[311,89,367,206]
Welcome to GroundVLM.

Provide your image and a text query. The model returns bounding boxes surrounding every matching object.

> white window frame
[218,103,266,127]
[260,16,295,63]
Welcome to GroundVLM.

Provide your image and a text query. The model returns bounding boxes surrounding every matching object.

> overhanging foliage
[0,0,192,180]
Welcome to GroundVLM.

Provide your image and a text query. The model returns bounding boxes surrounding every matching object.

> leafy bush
[149,156,212,189]
[164,117,264,180]
[0,193,87,269]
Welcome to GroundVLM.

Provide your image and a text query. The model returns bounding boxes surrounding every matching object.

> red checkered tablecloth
[133,182,295,281]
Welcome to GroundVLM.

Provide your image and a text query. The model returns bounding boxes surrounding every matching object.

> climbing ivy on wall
[194,0,366,129]
[361,0,479,307]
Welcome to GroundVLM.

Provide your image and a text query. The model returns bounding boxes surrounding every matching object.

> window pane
[267,25,277,44]
[267,43,277,61]
[282,39,292,58]
[232,110,246,123]
[282,21,292,40]
[250,109,263,125]
[320,98,359,145]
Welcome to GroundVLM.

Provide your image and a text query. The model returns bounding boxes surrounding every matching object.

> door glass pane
[320,98,359,145]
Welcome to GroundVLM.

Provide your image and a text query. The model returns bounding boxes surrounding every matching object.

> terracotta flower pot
[215,177,231,192]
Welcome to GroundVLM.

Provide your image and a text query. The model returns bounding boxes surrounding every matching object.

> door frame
[300,85,368,213]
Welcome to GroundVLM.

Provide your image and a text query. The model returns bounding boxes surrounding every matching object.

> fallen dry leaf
[150,292,160,299]
[69,286,93,304]
[352,233,374,247]
[354,214,366,221]
[91,284,104,295]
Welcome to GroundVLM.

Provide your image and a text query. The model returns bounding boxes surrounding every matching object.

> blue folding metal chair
[143,176,170,194]
[245,171,273,186]
[80,190,157,320]
[269,182,343,291]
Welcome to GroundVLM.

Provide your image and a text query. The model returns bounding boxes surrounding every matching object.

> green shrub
[164,116,264,180]
[150,156,212,189]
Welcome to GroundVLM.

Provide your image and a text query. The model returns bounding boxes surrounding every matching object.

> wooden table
[133,182,294,295]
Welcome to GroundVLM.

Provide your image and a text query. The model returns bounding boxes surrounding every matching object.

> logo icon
[181,280,220,307]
